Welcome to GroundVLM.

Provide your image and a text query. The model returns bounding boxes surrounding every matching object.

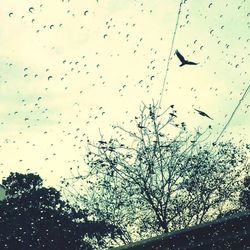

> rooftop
[113,210,250,250]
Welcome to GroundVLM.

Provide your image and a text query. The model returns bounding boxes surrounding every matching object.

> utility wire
[156,1,249,146]
[158,0,183,109]
[214,84,250,144]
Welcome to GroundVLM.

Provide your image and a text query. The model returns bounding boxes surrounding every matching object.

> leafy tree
[0,172,119,250]
[217,171,250,219]
[66,103,249,247]
[239,176,250,210]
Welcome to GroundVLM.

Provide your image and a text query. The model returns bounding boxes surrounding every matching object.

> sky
[0,0,249,187]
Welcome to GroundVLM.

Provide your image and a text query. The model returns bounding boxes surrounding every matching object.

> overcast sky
[0,0,249,187]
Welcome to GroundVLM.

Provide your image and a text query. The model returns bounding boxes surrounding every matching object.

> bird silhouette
[137,124,146,129]
[194,109,213,120]
[175,50,198,67]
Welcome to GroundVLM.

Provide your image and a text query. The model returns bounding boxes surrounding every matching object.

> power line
[158,0,183,109]
[214,84,250,144]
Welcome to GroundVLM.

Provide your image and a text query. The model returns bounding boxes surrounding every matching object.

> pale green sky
[0,0,249,186]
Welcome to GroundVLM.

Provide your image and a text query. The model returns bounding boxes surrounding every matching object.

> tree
[217,175,250,220]
[0,172,120,250]
[66,103,249,247]
[239,176,250,210]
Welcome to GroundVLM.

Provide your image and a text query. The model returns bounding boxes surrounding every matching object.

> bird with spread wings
[175,50,198,67]
[194,109,213,120]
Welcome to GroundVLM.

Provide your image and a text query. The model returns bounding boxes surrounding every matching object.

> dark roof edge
[112,210,250,250]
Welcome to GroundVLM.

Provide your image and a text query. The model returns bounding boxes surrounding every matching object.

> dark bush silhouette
[0,172,118,250]
[240,176,250,210]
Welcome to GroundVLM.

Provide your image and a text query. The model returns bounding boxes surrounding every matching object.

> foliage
[66,103,249,247]
[239,176,250,210]
[0,172,118,250]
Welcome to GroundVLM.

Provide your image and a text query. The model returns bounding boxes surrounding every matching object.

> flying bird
[194,109,213,120]
[175,50,198,67]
